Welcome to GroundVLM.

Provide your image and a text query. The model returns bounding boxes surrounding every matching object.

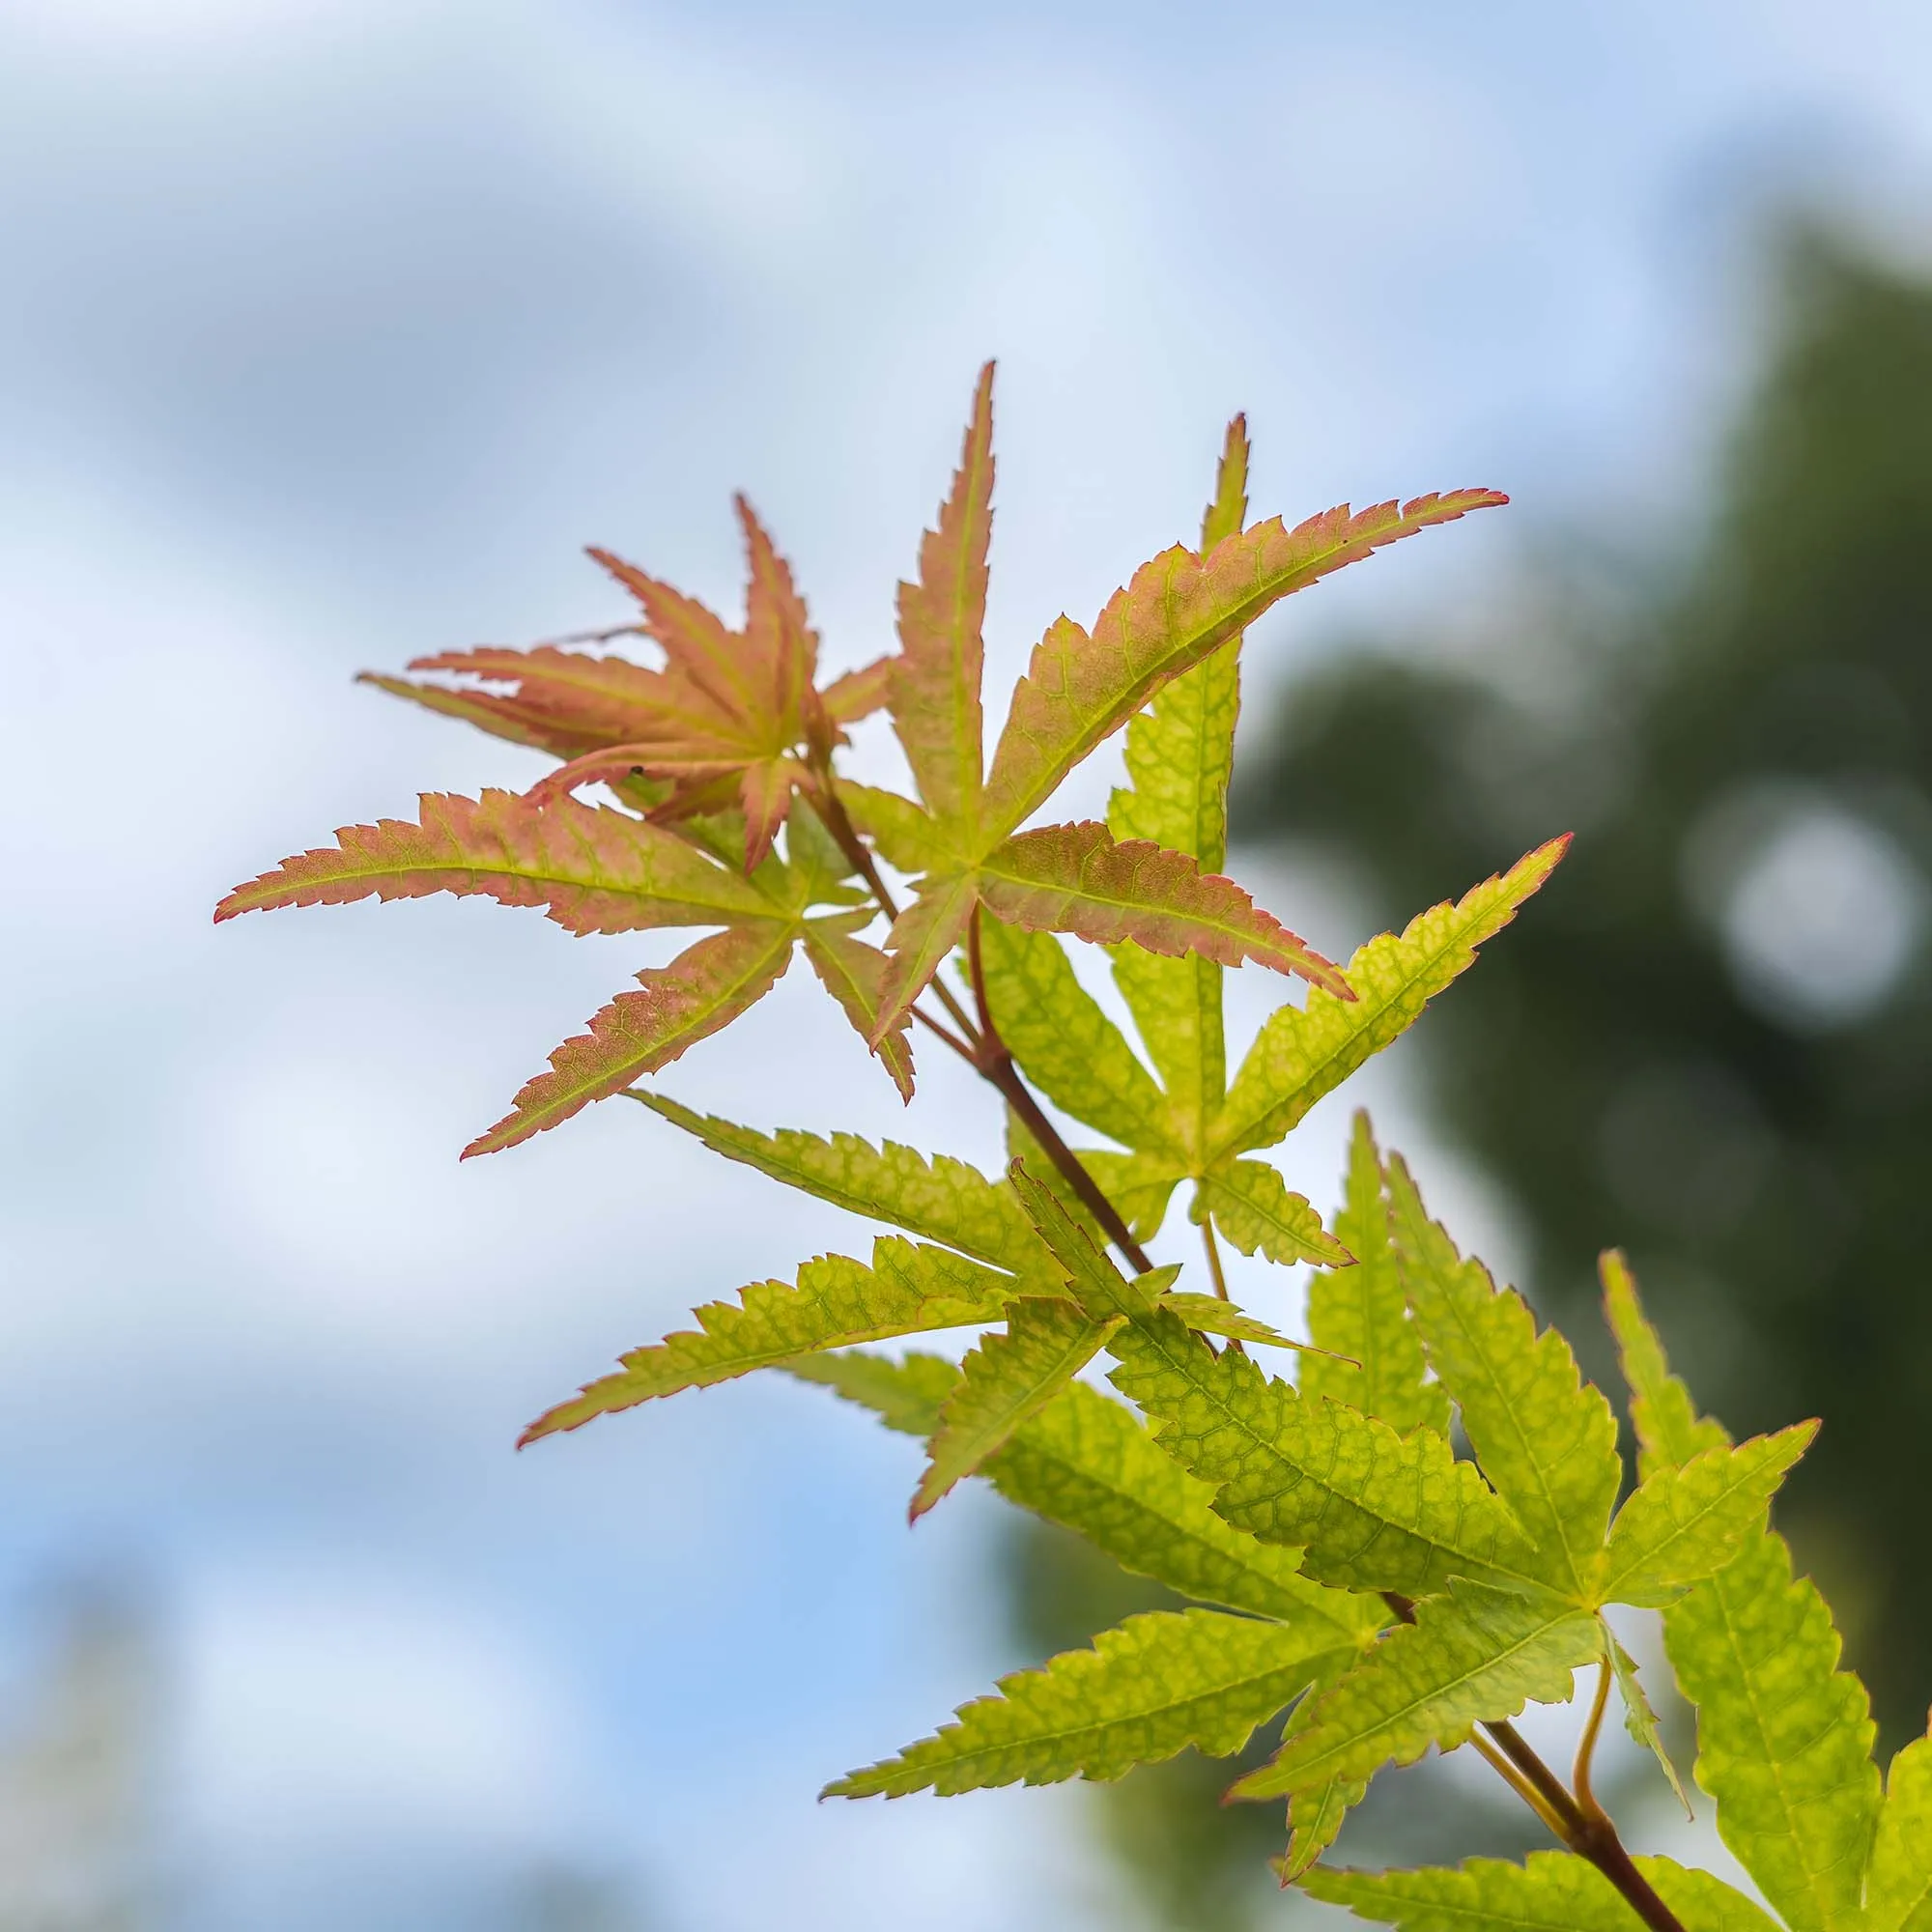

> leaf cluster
[218,375,1924,1930]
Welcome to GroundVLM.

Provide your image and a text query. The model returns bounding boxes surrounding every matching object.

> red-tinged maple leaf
[360,646,679,763]
[890,358,994,836]
[855,378,1501,1035]
[979,490,1509,834]
[368,500,893,871]
[213,788,775,934]
[801,914,916,1104]
[463,922,799,1156]
[217,790,919,1146]
[975,822,1349,992]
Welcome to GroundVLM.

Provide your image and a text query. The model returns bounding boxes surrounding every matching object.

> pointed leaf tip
[461,923,794,1157]
[890,360,996,826]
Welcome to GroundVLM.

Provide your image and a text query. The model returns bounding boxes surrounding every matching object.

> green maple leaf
[1865,1724,1932,1932]
[825,1607,1357,1799]
[1212,839,1570,1161]
[1609,1257,1880,1932]
[1664,1527,1881,1932]
[1219,1151,1816,1826]
[1270,1641,1376,1882]
[1300,1114,1450,1437]
[1007,1165,1543,1599]
[1601,1247,1730,1482]
[1231,1578,1602,1801]
[1298,1849,1780,1931]
[909,1297,1125,1520]
[796,1354,1380,1635]
[1277,1114,1450,1870]
[1601,1423,1818,1606]
[1605,1629,1694,1819]
[1385,1153,1623,1603]
[519,1236,1017,1443]
[976,844,1568,1276]
[630,1094,1057,1282]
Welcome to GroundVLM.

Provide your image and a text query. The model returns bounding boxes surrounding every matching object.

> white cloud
[175,1568,582,1847]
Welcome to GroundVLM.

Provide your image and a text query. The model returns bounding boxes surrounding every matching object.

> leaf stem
[1573,1658,1613,1824]
[910,1007,979,1061]
[1201,1218,1232,1300]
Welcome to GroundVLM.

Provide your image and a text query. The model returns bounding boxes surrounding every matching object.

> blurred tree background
[1000,226,1932,1925]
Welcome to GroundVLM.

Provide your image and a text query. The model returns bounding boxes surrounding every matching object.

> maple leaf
[1212,838,1570,1161]
[361,645,682,763]
[1601,1423,1818,1606]
[1605,1628,1694,1819]
[1865,1723,1932,1932]
[857,376,1506,1033]
[1151,1290,1316,1350]
[798,1354,1379,1635]
[1298,1850,1780,1930]
[519,1236,1017,1443]
[1231,1578,1602,1801]
[1299,1115,1451,1438]
[1195,1159,1352,1268]
[910,1297,1124,1520]
[630,1096,1056,1280]
[889,358,993,833]
[1007,1162,1542,1599]
[1607,1257,1880,1932]
[826,1608,1356,1798]
[1665,1524,1881,1931]
[374,499,887,872]
[979,493,1509,836]
[972,843,1565,1292]
[213,787,779,931]
[1386,1154,1623,1604]
[463,922,798,1155]
[798,916,915,1103]
[221,791,918,1148]
[1276,1115,1450,1873]
[1602,1247,1730,1483]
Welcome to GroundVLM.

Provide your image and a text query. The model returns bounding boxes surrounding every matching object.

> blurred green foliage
[1000,229,1932,1921]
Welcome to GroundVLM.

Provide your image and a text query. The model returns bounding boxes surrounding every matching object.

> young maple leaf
[964,420,1567,1274]
[847,371,1508,1037]
[371,497,890,870]
[216,792,914,1150]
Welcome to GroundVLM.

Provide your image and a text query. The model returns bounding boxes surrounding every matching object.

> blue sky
[4,2,1931,1924]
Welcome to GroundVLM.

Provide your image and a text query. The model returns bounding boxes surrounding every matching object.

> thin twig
[967,908,1156,1272]
[537,622,651,647]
